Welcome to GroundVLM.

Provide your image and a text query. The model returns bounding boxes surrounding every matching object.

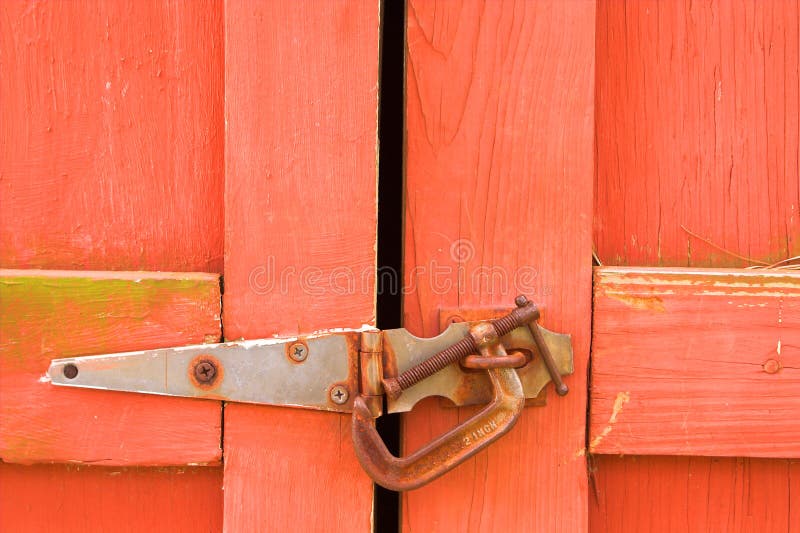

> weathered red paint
[595,0,799,268]
[0,0,224,272]
[591,267,800,458]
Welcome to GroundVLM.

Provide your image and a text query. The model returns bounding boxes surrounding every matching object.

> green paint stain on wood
[0,272,221,372]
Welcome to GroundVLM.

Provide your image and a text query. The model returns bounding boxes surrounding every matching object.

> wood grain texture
[589,455,800,533]
[0,0,224,271]
[222,405,370,532]
[590,267,800,457]
[0,270,222,465]
[402,1,595,531]
[222,1,379,530]
[0,462,223,532]
[595,0,800,268]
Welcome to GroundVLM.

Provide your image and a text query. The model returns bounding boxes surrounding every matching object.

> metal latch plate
[384,322,572,413]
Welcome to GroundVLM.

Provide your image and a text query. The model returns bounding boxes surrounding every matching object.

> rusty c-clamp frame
[351,296,569,491]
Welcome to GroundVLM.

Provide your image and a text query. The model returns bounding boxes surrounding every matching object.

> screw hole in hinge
[63,363,78,379]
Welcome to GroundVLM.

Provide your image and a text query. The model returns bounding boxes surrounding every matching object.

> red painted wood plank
[402,1,595,530]
[595,0,799,268]
[589,455,800,533]
[590,267,800,457]
[222,1,379,530]
[0,462,223,533]
[0,0,224,272]
[0,270,222,465]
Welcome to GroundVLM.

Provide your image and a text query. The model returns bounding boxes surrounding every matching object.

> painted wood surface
[590,267,800,457]
[222,1,379,530]
[402,1,595,531]
[589,455,800,533]
[0,270,222,465]
[595,0,799,269]
[0,0,224,272]
[0,463,223,533]
[592,1,800,531]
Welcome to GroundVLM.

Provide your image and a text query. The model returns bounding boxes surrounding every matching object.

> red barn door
[4,1,797,532]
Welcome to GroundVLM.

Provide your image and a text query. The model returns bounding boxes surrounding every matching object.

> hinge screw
[330,385,349,405]
[288,342,308,362]
[194,360,217,384]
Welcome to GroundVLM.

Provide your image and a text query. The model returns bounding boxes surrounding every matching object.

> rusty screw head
[194,360,217,384]
[63,363,79,380]
[289,342,308,362]
[330,385,349,405]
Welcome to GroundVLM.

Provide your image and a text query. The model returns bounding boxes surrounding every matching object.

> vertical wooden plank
[593,1,800,531]
[0,463,224,533]
[0,0,224,272]
[0,1,225,529]
[222,1,379,530]
[403,1,595,531]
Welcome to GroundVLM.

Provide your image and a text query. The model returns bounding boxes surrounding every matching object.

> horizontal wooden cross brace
[590,267,800,458]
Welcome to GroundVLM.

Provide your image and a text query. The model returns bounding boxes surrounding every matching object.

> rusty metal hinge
[48,295,572,490]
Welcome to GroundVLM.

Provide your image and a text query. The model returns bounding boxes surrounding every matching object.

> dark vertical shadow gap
[375,0,404,531]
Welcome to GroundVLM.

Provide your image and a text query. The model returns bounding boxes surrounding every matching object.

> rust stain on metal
[188,354,223,390]
[286,340,309,363]
[515,295,569,396]
[461,349,528,370]
[382,298,540,400]
[358,331,384,416]
[328,383,350,406]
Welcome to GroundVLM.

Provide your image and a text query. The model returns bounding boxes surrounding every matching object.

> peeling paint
[605,292,666,312]
[590,392,630,451]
